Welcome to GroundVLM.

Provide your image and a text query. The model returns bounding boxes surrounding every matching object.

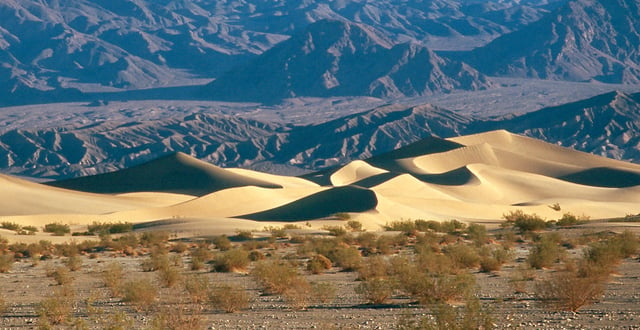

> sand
[4,130,640,240]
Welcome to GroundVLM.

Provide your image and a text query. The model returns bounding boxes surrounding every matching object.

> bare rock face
[205,19,493,102]
[468,0,640,83]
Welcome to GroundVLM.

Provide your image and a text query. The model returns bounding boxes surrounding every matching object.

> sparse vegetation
[503,210,548,232]
[122,278,158,312]
[43,223,71,236]
[210,284,250,313]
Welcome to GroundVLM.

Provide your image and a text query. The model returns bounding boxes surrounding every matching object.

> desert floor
[1,221,640,329]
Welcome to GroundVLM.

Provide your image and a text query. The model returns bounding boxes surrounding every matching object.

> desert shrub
[87,221,133,235]
[102,262,123,297]
[411,273,475,305]
[235,230,253,240]
[64,255,83,271]
[150,307,203,330]
[44,223,70,236]
[442,244,481,269]
[415,219,467,234]
[398,297,493,330]
[307,254,332,274]
[345,220,363,231]
[140,231,169,247]
[39,293,73,325]
[248,250,265,261]
[322,225,347,237]
[1,222,21,231]
[212,235,232,251]
[264,226,288,239]
[170,241,188,253]
[157,264,182,288]
[479,245,513,272]
[184,275,210,305]
[534,267,605,312]
[466,224,489,246]
[358,255,391,281]
[141,250,170,272]
[122,278,157,311]
[415,249,457,276]
[311,282,337,305]
[509,264,536,294]
[503,210,547,232]
[556,213,589,227]
[355,277,395,305]
[282,276,312,310]
[18,225,38,235]
[252,259,301,295]
[50,266,73,285]
[209,284,250,313]
[527,234,565,269]
[330,246,362,271]
[0,253,14,273]
[212,248,250,272]
[383,220,417,234]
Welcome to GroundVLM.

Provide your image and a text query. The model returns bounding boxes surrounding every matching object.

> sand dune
[46,152,282,196]
[5,130,640,239]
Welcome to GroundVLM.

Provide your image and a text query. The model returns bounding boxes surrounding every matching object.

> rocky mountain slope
[205,19,493,102]
[466,0,640,83]
[3,90,640,180]
[0,0,564,104]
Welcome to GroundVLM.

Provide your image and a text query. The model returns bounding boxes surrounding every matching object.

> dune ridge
[3,130,640,239]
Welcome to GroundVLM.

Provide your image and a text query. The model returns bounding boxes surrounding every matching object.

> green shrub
[213,235,232,251]
[252,259,300,295]
[212,248,250,272]
[528,234,565,269]
[345,220,363,231]
[556,213,589,227]
[157,265,182,288]
[322,225,347,237]
[330,246,362,271]
[503,210,547,232]
[383,220,417,234]
[465,224,489,246]
[44,223,70,236]
[443,244,480,269]
[1,222,21,231]
[139,231,169,247]
[87,222,133,235]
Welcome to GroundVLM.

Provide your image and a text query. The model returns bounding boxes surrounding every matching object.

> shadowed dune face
[46,152,282,196]
[236,186,379,221]
[4,130,640,237]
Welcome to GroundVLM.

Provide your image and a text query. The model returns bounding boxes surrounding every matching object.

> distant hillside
[5,90,640,179]
[467,0,640,83]
[205,20,493,102]
[0,0,562,104]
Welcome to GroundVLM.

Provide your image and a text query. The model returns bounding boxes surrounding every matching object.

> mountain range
[2,90,640,180]
[6,0,626,105]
